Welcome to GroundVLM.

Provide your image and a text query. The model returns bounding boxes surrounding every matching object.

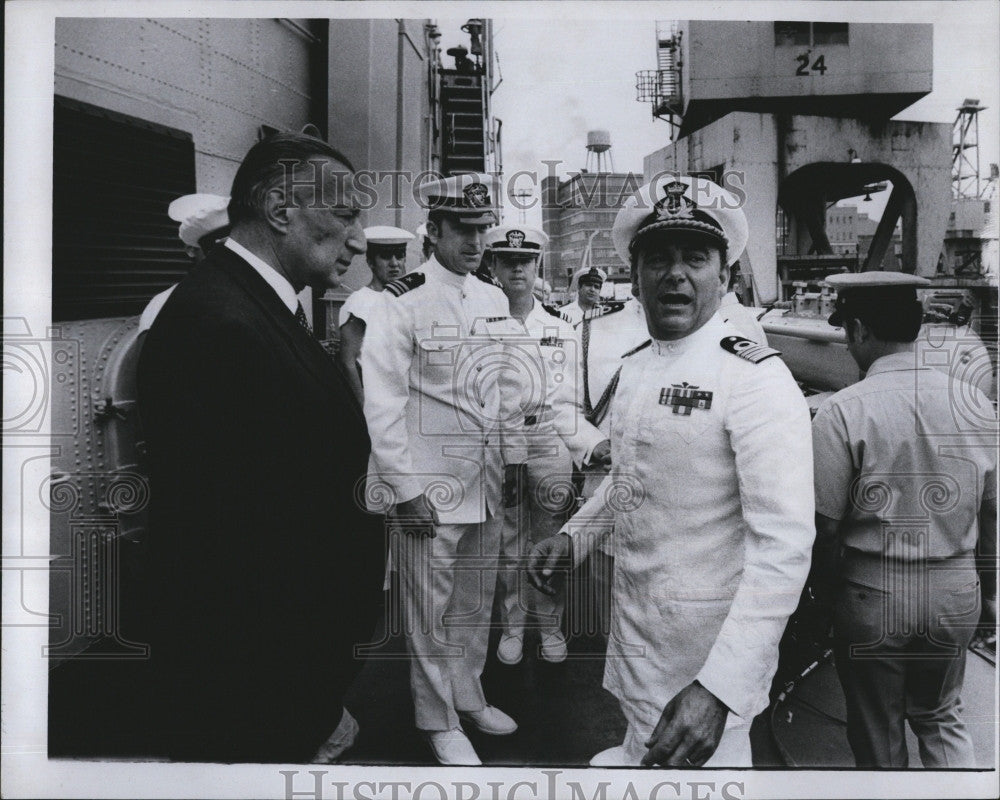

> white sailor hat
[573,266,607,288]
[418,172,499,225]
[363,225,415,247]
[168,193,230,248]
[485,224,548,254]
[532,277,552,299]
[611,175,748,267]
[825,271,930,327]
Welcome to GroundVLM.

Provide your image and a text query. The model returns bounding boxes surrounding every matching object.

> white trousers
[497,436,575,636]
[396,514,502,731]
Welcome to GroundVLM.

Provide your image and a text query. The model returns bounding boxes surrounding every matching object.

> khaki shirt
[813,350,997,561]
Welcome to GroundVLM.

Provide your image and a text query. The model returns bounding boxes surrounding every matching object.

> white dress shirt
[559,300,585,327]
[225,238,298,314]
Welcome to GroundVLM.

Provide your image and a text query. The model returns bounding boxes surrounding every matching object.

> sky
[438,4,999,227]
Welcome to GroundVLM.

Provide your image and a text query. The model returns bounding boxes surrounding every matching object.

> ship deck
[50,575,998,769]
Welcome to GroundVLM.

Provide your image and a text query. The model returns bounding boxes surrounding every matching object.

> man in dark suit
[138,132,382,763]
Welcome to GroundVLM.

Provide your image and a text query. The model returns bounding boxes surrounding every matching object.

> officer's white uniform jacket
[559,300,585,327]
[717,292,768,345]
[578,298,651,433]
[562,314,815,725]
[519,299,606,466]
[362,256,526,524]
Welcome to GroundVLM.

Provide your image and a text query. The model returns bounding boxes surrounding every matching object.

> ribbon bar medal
[659,382,713,416]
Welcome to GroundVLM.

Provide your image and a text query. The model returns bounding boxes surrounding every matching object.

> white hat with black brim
[612,175,748,267]
[417,173,500,226]
[485,224,548,254]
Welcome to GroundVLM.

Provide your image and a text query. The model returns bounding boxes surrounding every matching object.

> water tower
[585,129,615,173]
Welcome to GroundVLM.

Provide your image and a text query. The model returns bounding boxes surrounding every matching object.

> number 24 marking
[796,54,828,75]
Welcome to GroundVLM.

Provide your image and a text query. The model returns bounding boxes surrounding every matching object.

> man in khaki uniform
[812,271,998,768]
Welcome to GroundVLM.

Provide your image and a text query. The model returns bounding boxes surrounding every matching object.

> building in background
[541,170,639,301]
[47,15,500,667]
[640,20,945,304]
[52,17,499,339]
[943,196,997,279]
[637,19,996,397]
[824,203,902,267]
[540,133,639,301]
[824,205,860,257]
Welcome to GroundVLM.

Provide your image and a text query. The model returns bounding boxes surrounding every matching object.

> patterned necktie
[295,301,313,335]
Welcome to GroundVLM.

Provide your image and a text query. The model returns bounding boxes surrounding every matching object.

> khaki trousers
[833,550,979,768]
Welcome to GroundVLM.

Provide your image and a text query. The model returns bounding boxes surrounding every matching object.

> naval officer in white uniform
[484,224,611,665]
[362,174,525,766]
[718,265,768,345]
[529,175,815,767]
[561,266,607,327]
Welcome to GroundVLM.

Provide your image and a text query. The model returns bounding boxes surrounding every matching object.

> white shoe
[589,744,631,767]
[459,705,518,735]
[497,632,524,665]
[539,630,568,663]
[425,728,482,765]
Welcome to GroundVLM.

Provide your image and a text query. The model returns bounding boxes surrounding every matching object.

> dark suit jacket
[138,245,383,762]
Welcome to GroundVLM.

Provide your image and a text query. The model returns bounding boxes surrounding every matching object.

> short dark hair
[843,302,923,343]
[727,261,742,290]
[629,231,728,293]
[228,132,355,226]
[427,209,449,232]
